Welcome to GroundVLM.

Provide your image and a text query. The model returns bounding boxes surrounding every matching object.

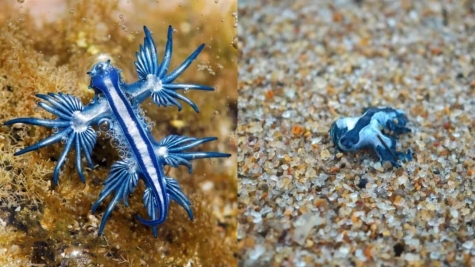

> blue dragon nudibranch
[4,25,231,237]
[329,107,413,167]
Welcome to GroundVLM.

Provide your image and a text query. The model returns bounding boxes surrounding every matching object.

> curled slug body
[4,26,231,237]
[329,107,412,167]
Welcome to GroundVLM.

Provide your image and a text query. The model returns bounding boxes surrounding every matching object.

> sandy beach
[238,0,475,266]
[0,1,237,266]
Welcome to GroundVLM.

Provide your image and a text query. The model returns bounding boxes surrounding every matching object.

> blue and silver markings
[330,107,412,167]
[4,26,230,237]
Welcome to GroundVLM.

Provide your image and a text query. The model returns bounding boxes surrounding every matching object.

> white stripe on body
[103,78,165,208]
[356,120,386,149]
[336,117,359,131]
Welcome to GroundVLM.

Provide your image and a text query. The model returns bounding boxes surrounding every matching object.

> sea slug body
[4,26,230,237]
[329,107,412,167]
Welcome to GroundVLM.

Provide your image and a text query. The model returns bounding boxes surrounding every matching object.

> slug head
[329,121,348,150]
[87,60,121,93]
[338,133,359,151]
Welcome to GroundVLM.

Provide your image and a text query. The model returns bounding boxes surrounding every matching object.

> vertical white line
[103,78,165,206]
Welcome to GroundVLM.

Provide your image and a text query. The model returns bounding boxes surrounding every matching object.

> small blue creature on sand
[330,107,412,167]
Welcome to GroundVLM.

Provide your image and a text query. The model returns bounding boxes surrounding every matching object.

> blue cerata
[4,26,231,237]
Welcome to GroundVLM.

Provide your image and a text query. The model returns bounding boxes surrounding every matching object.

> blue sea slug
[329,107,412,167]
[4,26,231,237]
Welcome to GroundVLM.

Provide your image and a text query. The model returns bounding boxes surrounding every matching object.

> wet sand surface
[238,0,475,266]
